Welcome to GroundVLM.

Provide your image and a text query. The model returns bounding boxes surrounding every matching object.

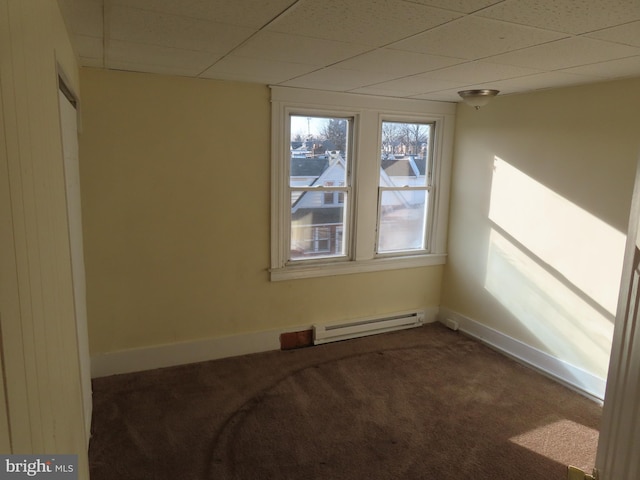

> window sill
[269,253,447,281]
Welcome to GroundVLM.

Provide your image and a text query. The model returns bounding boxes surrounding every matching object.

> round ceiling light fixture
[458,89,500,110]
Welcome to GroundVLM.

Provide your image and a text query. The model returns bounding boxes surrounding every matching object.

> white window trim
[270,86,455,282]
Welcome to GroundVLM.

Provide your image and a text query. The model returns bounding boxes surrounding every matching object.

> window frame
[270,87,455,281]
[375,117,435,257]
[286,111,356,264]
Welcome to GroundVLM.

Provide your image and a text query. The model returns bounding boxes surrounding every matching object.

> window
[290,120,351,260]
[270,87,455,281]
[377,121,432,254]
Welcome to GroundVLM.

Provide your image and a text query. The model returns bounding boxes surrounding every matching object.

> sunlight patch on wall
[485,157,625,377]
[485,229,613,373]
[510,419,599,469]
[489,157,624,315]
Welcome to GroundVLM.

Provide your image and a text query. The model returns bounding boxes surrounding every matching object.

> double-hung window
[270,87,455,281]
[377,120,433,254]
[289,115,352,260]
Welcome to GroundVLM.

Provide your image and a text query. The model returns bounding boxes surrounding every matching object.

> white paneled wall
[0,0,89,475]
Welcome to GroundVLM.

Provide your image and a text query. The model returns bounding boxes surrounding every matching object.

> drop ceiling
[58,0,640,102]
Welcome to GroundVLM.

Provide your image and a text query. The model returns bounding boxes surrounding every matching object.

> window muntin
[377,121,433,254]
[289,115,351,261]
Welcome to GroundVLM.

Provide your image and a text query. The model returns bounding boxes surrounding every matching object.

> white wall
[443,77,640,388]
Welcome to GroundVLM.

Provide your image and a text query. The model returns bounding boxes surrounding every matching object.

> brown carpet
[89,323,601,479]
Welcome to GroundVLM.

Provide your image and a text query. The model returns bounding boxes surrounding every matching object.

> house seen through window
[289,116,433,259]
[290,116,351,260]
[377,121,432,254]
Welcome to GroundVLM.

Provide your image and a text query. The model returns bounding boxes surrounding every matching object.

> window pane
[290,115,349,187]
[291,191,347,260]
[289,114,351,261]
[380,121,431,187]
[377,190,427,253]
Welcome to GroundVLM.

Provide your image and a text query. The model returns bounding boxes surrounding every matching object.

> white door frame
[58,74,93,441]
[596,153,640,479]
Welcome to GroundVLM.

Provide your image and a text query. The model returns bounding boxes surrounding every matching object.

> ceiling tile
[59,0,640,99]
[108,6,256,53]
[232,31,371,65]
[106,40,221,75]
[471,71,605,94]
[478,0,640,35]
[106,61,206,77]
[585,21,640,48]
[390,16,567,60]
[79,57,105,68]
[365,74,470,95]
[422,61,543,84]
[280,66,401,90]
[266,0,461,47]
[403,0,503,14]
[411,89,465,102]
[560,56,640,78]
[333,49,465,75]
[58,0,103,37]
[200,56,320,84]
[74,34,103,61]
[109,0,296,28]
[348,86,420,97]
[487,37,640,70]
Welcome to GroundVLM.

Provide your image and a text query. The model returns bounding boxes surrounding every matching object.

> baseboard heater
[313,310,425,345]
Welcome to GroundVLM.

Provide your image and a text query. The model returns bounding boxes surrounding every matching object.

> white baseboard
[439,308,606,402]
[90,306,606,401]
[91,307,440,378]
[90,327,286,378]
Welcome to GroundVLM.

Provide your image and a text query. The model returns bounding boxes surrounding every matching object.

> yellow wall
[78,66,640,384]
[443,77,640,379]
[0,0,88,474]
[79,68,443,355]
